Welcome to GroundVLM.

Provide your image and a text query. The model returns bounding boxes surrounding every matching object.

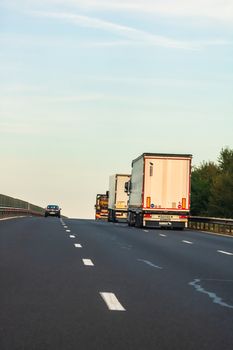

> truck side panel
[128,156,144,208]
[108,175,116,210]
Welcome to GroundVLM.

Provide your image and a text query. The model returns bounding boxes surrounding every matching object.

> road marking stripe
[66,229,71,232]
[82,259,94,266]
[137,259,163,269]
[189,279,233,309]
[74,243,82,248]
[69,235,75,238]
[182,240,193,244]
[100,292,126,311]
[143,230,149,233]
[121,245,132,250]
[0,216,27,221]
[217,250,233,256]
[159,234,167,237]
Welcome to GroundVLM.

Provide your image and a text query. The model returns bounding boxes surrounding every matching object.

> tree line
[191,147,233,219]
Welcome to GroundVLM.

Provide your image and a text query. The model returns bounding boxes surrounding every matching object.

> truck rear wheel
[135,213,143,228]
[128,212,135,227]
[112,210,117,223]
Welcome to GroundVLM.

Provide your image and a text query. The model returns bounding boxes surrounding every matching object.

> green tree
[191,162,218,216]
[209,147,233,218]
[218,147,233,173]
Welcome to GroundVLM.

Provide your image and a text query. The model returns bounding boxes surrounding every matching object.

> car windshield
[47,205,59,209]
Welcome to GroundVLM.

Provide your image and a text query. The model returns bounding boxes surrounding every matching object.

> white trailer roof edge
[132,153,192,166]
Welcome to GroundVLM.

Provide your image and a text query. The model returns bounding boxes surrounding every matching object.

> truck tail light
[146,197,151,208]
[179,215,188,219]
[182,198,186,209]
[144,213,152,218]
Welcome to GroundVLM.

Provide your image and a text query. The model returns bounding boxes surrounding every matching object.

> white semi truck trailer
[108,174,131,222]
[126,153,192,229]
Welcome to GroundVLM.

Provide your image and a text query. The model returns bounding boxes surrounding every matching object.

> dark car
[45,205,61,218]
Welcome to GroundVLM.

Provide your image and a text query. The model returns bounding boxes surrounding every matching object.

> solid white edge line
[187,228,233,238]
[217,250,233,256]
[74,243,82,248]
[182,240,193,244]
[82,259,94,266]
[100,292,126,311]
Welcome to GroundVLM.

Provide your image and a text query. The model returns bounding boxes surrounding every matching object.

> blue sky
[1,0,233,218]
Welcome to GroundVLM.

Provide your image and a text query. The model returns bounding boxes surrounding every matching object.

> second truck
[108,174,131,222]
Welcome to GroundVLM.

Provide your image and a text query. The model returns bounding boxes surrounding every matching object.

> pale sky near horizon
[0,0,233,218]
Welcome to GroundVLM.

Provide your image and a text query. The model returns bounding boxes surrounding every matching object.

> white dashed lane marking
[74,243,82,248]
[182,240,193,245]
[82,259,94,266]
[66,229,71,233]
[69,235,75,238]
[143,230,149,233]
[100,292,126,311]
[159,234,167,237]
[217,250,233,256]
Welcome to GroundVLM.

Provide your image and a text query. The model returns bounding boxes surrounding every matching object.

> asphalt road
[0,217,233,350]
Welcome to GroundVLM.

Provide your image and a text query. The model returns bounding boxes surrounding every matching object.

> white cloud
[83,0,233,21]
[30,11,226,50]
[0,93,128,106]
[0,33,144,49]
[7,0,233,21]
[0,122,45,135]
[1,31,230,51]
[87,76,218,89]
[0,84,42,93]
[49,94,106,102]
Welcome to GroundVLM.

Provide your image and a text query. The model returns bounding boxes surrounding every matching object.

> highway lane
[0,217,233,350]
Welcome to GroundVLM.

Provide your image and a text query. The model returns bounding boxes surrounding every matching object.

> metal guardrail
[0,207,44,219]
[0,194,44,219]
[188,216,233,236]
